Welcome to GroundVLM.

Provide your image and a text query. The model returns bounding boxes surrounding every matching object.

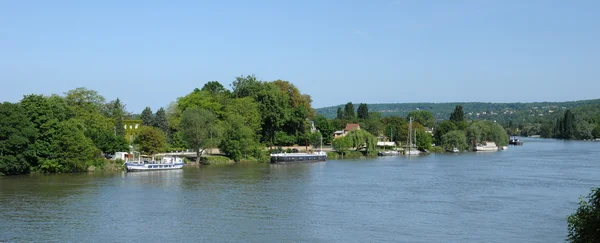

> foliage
[154,107,169,134]
[313,114,334,144]
[180,108,219,163]
[382,116,406,143]
[199,155,232,165]
[407,110,435,128]
[593,125,600,139]
[332,136,352,155]
[134,126,166,155]
[415,129,432,150]
[201,81,229,95]
[357,103,369,119]
[274,131,296,146]
[360,112,383,137]
[111,98,126,136]
[343,102,355,121]
[449,105,465,123]
[441,130,468,151]
[0,102,38,175]
[336,107,343,119]
[557,110,577,139]
[434,120,457,145]
[466,121,508,146]
[345,129,378,155]
[140,107,154,126]
[218,114,258,162]
[307,132,323,149]
[567,187,600,243]
[43,119,99,173]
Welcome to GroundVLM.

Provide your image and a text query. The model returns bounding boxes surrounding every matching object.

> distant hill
[315,99,600,125]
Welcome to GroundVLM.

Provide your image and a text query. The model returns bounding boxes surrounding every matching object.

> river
[1,138,599,242]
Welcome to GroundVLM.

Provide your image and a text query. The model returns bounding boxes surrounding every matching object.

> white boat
[451,147,460,153]
[501,146,508,150]
[270,151,327,163]
[125,155,184,172]
[474,142,499,152]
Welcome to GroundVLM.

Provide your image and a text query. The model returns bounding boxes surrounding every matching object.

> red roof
[344,123,360,131]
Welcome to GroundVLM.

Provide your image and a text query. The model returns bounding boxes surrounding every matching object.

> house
[424,127,434,135]
[333,123,361,139]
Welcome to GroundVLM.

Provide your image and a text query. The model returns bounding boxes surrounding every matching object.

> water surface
[1,138,599,242]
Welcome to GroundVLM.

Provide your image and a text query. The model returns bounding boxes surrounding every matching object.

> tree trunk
[196,149,200,164]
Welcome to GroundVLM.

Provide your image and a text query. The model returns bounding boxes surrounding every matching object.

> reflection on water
[1,138,599,242]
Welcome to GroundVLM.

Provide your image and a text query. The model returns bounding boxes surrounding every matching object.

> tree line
[315,103,509,155]
[0,75,319,175]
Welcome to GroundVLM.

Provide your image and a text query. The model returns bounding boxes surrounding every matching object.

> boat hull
[270,153,327,163]
[125,163,184,172]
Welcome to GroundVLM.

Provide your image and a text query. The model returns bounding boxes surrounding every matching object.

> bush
[199,156,232,165]
[429,146,444,153]
[567,187,600,242]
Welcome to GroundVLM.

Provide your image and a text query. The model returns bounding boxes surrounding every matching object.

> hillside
[315,99,600,125]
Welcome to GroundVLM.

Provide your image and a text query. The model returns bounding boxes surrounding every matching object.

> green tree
[360,112,383,136]
[201,81,229,95]
[134,126,166,156]
[154,107,169,134]
[218,114,258,162]
[332,136,352,155]
[441,130,468,151]
[343,102,355,121]
[567,187,600,243]
[20,94,70,168]
[39,119,99,173]
[345,129,378,155]
[231,75,262,98]
[382,116,407,143]
[0,102,38,175]
[357,103,369,120]
[407,110,435,128]
[254,83,290,145]
[434,120,457,145]
[336,107,343,119]
[307,132,323,149]
[449,105,465,123]
[111,98,126,136]
[415,129,433,150]
[313,114,334,144]
[180,108,219,163]
[140,107,154,126]
[557,110,576,139]
[593,125,600,139]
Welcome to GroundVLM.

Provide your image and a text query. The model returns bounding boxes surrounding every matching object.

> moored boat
[474,142,499,152]
[125,156,184,172]
[270,151,327,163]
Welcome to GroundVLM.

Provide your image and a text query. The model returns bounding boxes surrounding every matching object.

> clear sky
[1,0,599,113]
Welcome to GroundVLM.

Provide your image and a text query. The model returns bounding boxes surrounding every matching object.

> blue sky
[1,0,599,113]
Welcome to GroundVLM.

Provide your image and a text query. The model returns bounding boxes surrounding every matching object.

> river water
[1,138,599,242]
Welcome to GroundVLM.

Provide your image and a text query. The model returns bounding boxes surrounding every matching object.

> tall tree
[313,114,334,144]
[441,130,468,151]
[449,105,465,123]
[112,98,125,136]
[180,108,219,163]
[218,114,257,162]
[154,107,169,134]
[0,102,38,175]
[357,103,369,120]
[134,126,165,156]
[140,107,154,126]
[336,107,343,120]
[558,109,576,139]
[343,102,355,120]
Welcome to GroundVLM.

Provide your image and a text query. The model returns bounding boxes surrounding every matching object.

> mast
[408,117,412,158]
